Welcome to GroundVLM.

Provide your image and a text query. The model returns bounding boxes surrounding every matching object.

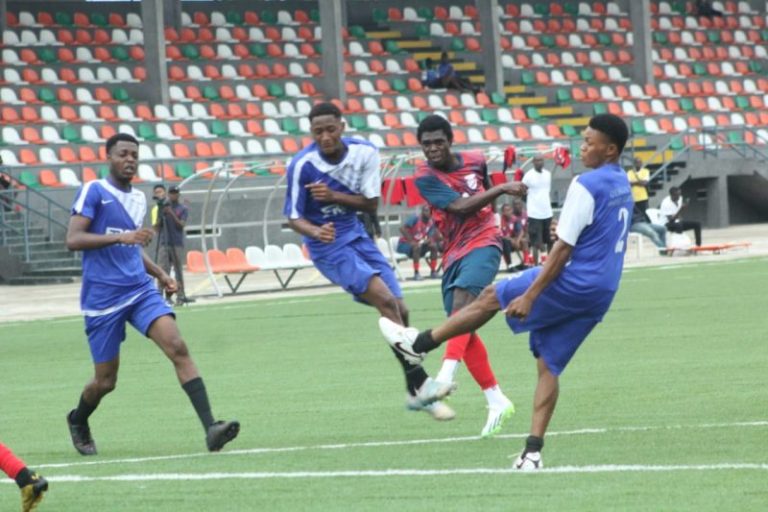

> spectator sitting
[629,204,667,253]
[660,186,702,247]
[421,58,442,89]
[396,205,440,280]
[0,155,18,213]
[436,52,479,93]
[695,0,723,17]
[499,200,532,271]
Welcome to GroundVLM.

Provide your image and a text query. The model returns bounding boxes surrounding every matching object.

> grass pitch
[1,258,766,511]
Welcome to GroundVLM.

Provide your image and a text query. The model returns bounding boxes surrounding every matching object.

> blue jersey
[71,179,152,314]
[553,162,633,303]
[283,137,380,259]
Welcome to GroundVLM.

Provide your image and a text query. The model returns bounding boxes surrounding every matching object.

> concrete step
[23,257,80,271]
[7,241,66,254]
[23,267,82,278]
[15,249,73,261]
[6,275,75,285]
[1,234,49,246]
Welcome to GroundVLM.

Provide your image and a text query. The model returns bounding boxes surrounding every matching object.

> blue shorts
[313,236,402,300]
[441,246,501,314]
[84,289,174,364]
[495,267,609,376]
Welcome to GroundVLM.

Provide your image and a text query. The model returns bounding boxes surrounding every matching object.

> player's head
[633,157,643,169]
[513,198,524,213]
[669,186,681,200]
[309,102,345,159]
[425,57,434,68]
[168,185,181,201]
[580,114,628,168]
[532,154,545,171]
[152,184,166,200]
[417,114,454,169]
[440,51,449,63]
[105,133,139,184]
[420,205,431,220]
[501,203,513,216]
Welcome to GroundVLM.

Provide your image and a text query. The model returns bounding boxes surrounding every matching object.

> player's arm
[142,251,177,293]
[164,205,186,228]
[66,215,154,251]
[287,217,335,243]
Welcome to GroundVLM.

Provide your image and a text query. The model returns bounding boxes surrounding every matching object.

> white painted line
[3,463,767,485]
[35,421,768,470]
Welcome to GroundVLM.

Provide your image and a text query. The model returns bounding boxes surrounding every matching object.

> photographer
[153,185,193,305]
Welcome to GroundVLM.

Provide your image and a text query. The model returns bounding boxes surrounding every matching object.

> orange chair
[385,133,403,147]
[199,29,215,43]
[193,11,209,25]
[282,138,300,153]
[483,127,501,143]
[453,129,468,144]
[199,45,216,59]
[21,107,40,123]
[108,13,125,26]
[83,168,98,182]
[514,126,532,140]
[22,127,43,144]
[39,170,63,188]
[79,147,98,162]
[186,251,207,273]
[226,104,245,119]
[195,142,212,157]
[211,142,227,157]
[57,88,76,104]
[59,147,79,163]
[403,132,419,146]
[226,248,259,272]
[93,29,110,44]
[93,47,113,62]
[173,143,192,158]
[159,164,181,181]
[246,120,264,136]
[19,149,39,165]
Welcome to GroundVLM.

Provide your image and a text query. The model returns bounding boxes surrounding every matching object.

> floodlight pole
[476,0,504,95]
[141,0,170,106]
[319,0,346,101]
[629,0,654,85]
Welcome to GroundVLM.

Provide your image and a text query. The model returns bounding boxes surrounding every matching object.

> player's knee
[166,337,191,362]
[95,375,117,394]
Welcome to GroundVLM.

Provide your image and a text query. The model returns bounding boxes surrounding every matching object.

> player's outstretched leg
[148,316,240,452]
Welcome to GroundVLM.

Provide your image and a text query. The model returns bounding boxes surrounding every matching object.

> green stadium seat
[182,45,200,60]
[415,24,429,38]
[138,123,158,141]
[579,68,595,82]
[391,78,407,93]
[210,120,229,137]
[680,98,694,112]
[249,44,266,58]
[37,48,57,64]
[111,46,130,61]
[226,11,243,25]
[267,83,285,98]
[534,3,549,15]
[669,137,684,151]
[597,33,611,46]
[91,12,107,26]
[385,41,402,54]
[491,92,506,105]
[98,166,110,179]
[349,26,366,39]
[372,8,387,23]
[521,71,536,86]
[112,88,131,102]
[19,171,40,189]
[707,31,721,44]
[202,86,220,101]
[556,89,572,103]
[653,33,668,45]
[563,3,578,15]
[693,63,707,76]
[416,111,431,123]
[55,12,73,26]
[540,35,556,48]
[631,119,646,135]
[562,125,578,137]
[348,116,369,131]
[176,162,194,179]
[310,9,320,22]
[526,107,541,120]
[748,61,762,73]
[417,7,434,19]
[671,1,687,13]
[593,104,608,115]
[727,132,744,144]
[261,10,277,24]
[62,125,83,143]
[481,109,499,124]
[281,118,300,135]
[735,96,750,110]
[38,88,56,104]
[450,39,465,52]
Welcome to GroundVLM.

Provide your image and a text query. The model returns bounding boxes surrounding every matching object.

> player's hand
[500,182,527,197]
[314,222,335,243]
[505,293,534,320]
[306,182,336,202]
[159,274,178,293]
[118,228,154,246]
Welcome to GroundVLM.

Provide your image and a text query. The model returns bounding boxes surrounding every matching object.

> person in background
[499,201,531,271]
[660,187,702,247]
[627,157,650,219]
[523,154,553,265]
[397,205,440,280]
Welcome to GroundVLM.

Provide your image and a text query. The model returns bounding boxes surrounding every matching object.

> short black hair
[669,186,681,194]
[588,114,629,154]
[105,133,139,154]
[308,102,342,121]
[417,114,453,143]
[152,184,166,191]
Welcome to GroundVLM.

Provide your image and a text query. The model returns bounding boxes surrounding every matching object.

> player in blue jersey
[284,102,455,419]
[381,114,633,469]
[65,134,239,455]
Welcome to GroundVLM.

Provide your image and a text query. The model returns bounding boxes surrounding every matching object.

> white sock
[483,385,510,409]
[435,359,460,383]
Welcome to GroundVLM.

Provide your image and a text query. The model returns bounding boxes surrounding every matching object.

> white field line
[2,464,768,485]
[34,420,768,470]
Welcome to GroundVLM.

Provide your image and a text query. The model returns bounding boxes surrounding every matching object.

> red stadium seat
[40,170,63,188]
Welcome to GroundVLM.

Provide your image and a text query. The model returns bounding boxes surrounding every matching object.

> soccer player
[381,114,633,469]
[0,443,47,511]
[499,200,531,271]
[523,154,553,265]
[65,134,240,456]
[396,205,440,280]
[284,102,454,419]
[412,115,527,436]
